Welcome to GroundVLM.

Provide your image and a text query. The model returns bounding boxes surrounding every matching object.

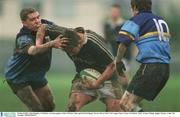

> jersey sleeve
[45,24,69,40]
[15,35,34,54]
[116,20,140,43]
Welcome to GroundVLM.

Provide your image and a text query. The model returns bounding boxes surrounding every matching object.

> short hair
[131,0,152,11]
[74,27,85,34]
[111,4,121,10]
[20,8,37,21]
[63,30,80,52]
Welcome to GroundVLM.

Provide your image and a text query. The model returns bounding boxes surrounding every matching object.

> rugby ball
[79,68,103,88]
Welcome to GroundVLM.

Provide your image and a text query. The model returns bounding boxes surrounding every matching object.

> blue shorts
[7,79,48,94]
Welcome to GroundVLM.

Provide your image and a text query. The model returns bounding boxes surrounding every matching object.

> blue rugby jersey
[116,11,171,63]
[4,19,53,84]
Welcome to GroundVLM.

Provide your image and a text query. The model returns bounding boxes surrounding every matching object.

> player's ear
[22,20,27,26]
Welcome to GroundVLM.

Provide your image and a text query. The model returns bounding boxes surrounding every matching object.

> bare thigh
[34,84,55,111]
[16,85,43,111]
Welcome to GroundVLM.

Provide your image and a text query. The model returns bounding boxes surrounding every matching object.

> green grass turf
[0,73,179,112]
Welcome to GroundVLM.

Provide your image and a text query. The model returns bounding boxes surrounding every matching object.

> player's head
[63,29,81,55]
[109,4,121,20]
[63,27,86,55]
[131,0,152,16]
[74,27,85,44]
[20,8,42,31]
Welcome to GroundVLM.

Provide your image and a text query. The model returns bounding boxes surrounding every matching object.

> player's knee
[67,102,81,112]
[67,97,83,112]
[67,102,76,112]
[106,101,120,112]
[42,101,55,112]
[103,99,122,112]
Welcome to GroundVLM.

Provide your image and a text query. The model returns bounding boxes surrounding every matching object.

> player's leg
[116,71,129,91]
[67,92,94,111]
[119,91,142,111]
[31,82,55,112]
[66,74,96,112]
[99,79,124,112]
[7,81,44,111]
[110,76,142,112]
[103,98,122,111]
[119,63,169,111]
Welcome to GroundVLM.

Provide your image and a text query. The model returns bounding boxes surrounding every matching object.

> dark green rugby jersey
[44,24,68,40]
[67,30,114,74]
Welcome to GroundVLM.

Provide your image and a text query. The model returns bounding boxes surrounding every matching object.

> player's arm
[36,24,46,45]
[28,38,63,55]
[83,42,116,89]
[36,24,67,45]
[115,20,139,74]
[82,62,115,89]
[29,24,68,55]
[95,62,115,86]
[115,43,127,75]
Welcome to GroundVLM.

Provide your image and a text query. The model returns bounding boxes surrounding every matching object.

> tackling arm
[36,24,46,45]
[28,24,67,55]
[28,40,57,55]
[115,43,127,75]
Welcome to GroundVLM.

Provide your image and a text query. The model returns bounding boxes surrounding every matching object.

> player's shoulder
[130,11,154,24]
[86,30,105,43]
[16,35,34,46]
[85,32,114,58]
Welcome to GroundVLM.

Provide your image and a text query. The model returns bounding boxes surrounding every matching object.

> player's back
[119,11,171,64]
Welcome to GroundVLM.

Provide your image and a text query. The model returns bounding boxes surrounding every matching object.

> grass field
[0,73,180,112]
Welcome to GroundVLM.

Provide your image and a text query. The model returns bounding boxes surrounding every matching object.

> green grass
[0,73,179,112]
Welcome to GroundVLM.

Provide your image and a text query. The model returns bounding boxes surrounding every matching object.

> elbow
[28,46,37,55]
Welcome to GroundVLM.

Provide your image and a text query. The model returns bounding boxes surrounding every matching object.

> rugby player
[115,0,170,111]
[4,8,66,111]
[36,25,129,112]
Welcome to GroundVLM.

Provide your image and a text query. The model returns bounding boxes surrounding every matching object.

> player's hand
[52,35,69,49]
[115,60,126,75]
[81,77,100,89]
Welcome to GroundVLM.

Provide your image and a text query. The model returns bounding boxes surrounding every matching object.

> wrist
[96,78,103,85]
[115,57,121,63]
[48,41,54,47]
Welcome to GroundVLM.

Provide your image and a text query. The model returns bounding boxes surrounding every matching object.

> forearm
[36,24,46,45]
[96,62,115,84]
[28,41,53,55]
[116,43,127,63]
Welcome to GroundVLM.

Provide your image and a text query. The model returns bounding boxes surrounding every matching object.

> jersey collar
[138,10,152,14]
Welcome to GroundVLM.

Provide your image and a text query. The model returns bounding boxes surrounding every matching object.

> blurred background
[0,0,179,112]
